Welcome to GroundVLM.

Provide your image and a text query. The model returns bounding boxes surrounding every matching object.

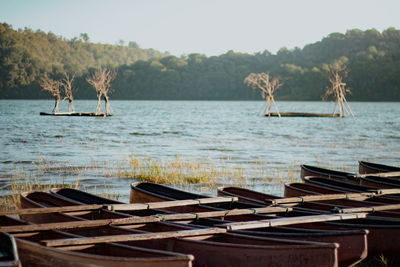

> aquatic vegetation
[1,153,367,211]
[122,155,224,185]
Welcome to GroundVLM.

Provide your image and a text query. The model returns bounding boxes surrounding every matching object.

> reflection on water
[1,100,399,201]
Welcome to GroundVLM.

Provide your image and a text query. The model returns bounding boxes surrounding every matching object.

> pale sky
[1,0,399,56]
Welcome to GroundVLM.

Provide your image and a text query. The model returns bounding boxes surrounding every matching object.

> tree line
[1,23,400,101]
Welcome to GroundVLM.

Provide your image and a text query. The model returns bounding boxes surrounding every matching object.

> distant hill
[1,23,400,101]
[0,23,167,98]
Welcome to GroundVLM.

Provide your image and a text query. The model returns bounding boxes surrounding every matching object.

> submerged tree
[40,76,61,113]
[323,64,354,117]
[86,68,116,114]
[244,72,283,117]
[61,73,77,113]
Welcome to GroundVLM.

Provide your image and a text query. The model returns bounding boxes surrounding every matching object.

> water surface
[1,100,399,201]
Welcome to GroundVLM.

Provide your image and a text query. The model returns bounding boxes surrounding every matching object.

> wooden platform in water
[265,112,340,117]
[40,112,112,117]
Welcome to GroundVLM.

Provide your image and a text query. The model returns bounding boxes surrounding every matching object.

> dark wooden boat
[284,183,399,205]
[266,113,340,117]
[18,190,340,267]
[17,233,192,267]
[218,186,400,217]
[54,187,370,267]
[301,165,353,180]
[359,161,400,174]
[285,182,350,197]
[301,176,400,201]
[301,176,400,199]
[129,182,400,261]
[40,112,111,117]
[0,232,21,267]
[303,176,382,193]
[216,185,400,262]
[301,164,400,189]
[0,216,193,267]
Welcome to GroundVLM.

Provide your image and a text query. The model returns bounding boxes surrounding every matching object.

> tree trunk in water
[68,99,75,113]
[96,94,102,114]
[53,99,60,114]
[104,95,113,115]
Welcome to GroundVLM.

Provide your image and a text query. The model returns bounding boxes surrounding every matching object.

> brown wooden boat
[284,183,399,204]
[302,176,396,195]
[301,164,400,189]
[285,182,351,197]
[301,165,353,180]
[0,216,193,267]
[0,232,21,267]
[215,185,400,262]
[218,186,400,218]
[17,191,340,267]
[130,182,400,262]
[128,183,378,265]
[53,188,372,267]
[359,161,400,175]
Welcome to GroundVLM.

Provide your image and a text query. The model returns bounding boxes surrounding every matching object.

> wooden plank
[270,189,400,205]
[376,188,400,195]
[0,196,238,216]
[107,197,238,211]
[0,217,163,233]
[357,171,400,178]
[339,204,400,214]
[0,204,104,216]
[43,228,227,247]
[269,192,376,204]
[0,206,292,233]
[221,213,368,231]
[0,219,113,233]
[110,206,293,223]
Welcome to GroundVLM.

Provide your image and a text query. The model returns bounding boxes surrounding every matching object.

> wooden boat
[216,185,400,262]
[129,182,400,261]
[301,165,352,180]
[17,190,340,267]
[303,176,381,193]
[301,164,400,189]
[40,112,111,117]
[285,182,351,197]
[359,161,400,174]
[301,176,400,200]
[266,113,340,117]
[0,232,21,267]
[0,217,193,267]
[53,188,369,267]
[218,186,400,217]
[301,176,400,201]
[284,183,398,205]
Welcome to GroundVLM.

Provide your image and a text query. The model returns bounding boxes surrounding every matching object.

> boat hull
[0,232,21,267]
[20,191,339,267]
[359,161,400,174]
[129,183,368,266]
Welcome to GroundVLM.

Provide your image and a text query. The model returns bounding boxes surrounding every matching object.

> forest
[1,22,400,101]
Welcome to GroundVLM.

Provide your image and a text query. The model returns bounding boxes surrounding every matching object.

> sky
[1,0,400,56]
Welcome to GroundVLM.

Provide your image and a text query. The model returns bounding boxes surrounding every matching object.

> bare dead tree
[61,73,77,113]
[101,69,116,115]
[86,68,116,115]
[244,72,283,117]
[40,76,62,114]
[323,66,354,117]
[86,70,103,114]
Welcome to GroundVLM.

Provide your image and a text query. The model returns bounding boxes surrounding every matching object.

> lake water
[1,100,400,202]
